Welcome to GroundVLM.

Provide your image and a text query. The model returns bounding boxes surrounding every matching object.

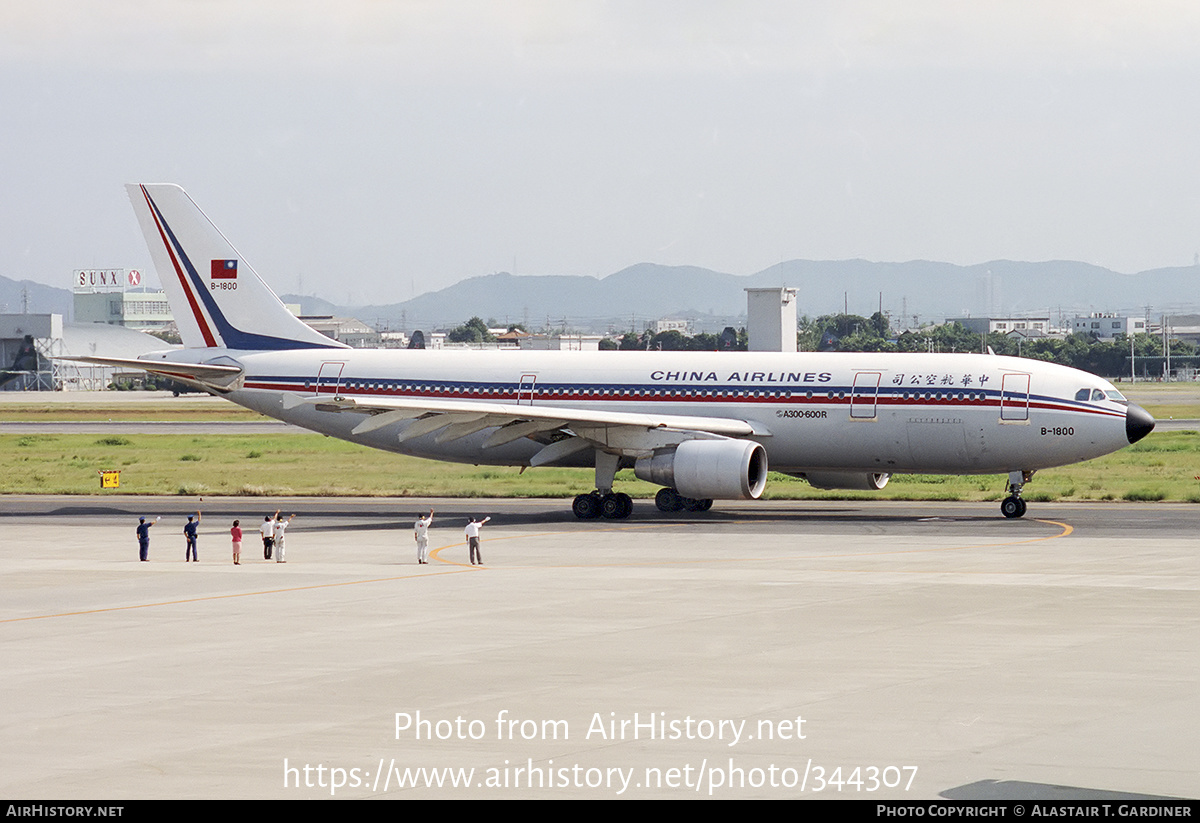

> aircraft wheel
[683,497,708,512]
[655,487,682,513]
[1000,496,1026,519]
[601,493,632,520]
[697,498,713,511]
[573,493,602,519]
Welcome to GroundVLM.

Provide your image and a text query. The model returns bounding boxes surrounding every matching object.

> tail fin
[126,184,346,350]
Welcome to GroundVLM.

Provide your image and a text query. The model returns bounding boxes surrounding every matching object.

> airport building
[1,313,166,391]
[72,268,174,331]
[746,287,798,352]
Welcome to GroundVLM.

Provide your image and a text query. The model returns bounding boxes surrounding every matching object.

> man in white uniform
[414,510,434,564]
[464,516,491,566]
[274,512,295,563]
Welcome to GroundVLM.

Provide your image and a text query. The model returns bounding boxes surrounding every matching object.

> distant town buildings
[946,313,1169,341]
[517,334,603,351]
[1070,313,1148,338]
[948,316,1051,336]
[298,316,380,348]
[1162,314,1200,347]
[648,318,694,335]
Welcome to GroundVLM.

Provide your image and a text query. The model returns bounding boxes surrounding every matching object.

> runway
[1,497,1196,799]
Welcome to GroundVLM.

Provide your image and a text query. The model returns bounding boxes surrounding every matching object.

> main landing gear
[573,450,633,519]
[572,491,633,520]
[655,487,713,513]
[1000,470,1033,519]
[570,450,718,520]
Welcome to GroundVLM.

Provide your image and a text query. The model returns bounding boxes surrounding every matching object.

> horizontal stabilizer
[56,355,243,385]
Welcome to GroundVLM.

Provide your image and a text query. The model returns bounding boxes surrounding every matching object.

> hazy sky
[3,1,1200,305]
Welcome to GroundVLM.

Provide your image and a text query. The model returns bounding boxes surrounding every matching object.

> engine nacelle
[634,439,768,500]
[798,471,891,491]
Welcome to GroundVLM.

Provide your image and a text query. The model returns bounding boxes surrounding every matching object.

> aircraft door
[851,371,882,419]
[517,373,537,405]
[316,361,346,397]
[1000,373,1030,421]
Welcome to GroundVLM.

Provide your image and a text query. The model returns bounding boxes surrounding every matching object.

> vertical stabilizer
[126,184,345,350]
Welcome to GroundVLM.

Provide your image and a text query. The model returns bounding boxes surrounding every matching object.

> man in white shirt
[414,510,434,564]
[259,514,275,560]
[464,516,491,566]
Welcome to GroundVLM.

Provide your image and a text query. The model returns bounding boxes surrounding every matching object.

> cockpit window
[1077,387,1126,403]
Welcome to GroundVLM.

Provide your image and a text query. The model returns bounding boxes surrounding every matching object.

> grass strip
[4,430,1199,502]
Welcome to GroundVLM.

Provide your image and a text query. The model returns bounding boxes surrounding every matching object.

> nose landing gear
[1000,496,1027,518]
[1000,470,1033,518]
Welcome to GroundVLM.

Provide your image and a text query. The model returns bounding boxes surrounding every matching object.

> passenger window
[1075,388,1090,401]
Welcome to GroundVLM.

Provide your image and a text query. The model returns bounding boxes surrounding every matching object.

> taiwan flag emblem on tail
[211,259,238,279]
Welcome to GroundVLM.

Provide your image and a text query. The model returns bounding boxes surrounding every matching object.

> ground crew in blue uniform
[183,511,201,562]
[136,516,160,561]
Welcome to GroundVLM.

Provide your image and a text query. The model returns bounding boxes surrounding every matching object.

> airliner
[69,184,1156,520]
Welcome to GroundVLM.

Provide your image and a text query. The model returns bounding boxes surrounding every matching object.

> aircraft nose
[1125,403,1155,444]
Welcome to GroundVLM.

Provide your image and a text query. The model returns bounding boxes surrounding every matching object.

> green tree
[447,317,494,344]
[617,331,644,350]
[649,330,688,351]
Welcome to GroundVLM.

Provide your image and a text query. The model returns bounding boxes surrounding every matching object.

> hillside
[8,257,1198,334]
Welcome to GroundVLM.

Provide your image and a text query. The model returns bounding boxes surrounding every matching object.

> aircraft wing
[282,393,768,462]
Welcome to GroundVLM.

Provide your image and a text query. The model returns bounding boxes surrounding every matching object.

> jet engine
[797,471,891,491]
[634,439,768,500]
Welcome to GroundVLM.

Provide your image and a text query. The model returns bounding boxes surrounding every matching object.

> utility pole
[1130,333,1135,383]
[1164,315,1172,380]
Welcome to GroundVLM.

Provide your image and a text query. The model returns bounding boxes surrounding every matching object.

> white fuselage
[191,347,1133,476]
